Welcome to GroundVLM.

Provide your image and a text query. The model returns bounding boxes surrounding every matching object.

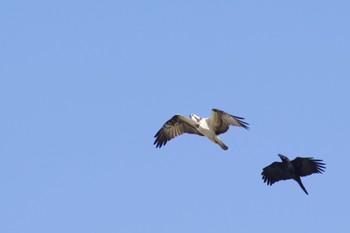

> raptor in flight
[154,108,249,150]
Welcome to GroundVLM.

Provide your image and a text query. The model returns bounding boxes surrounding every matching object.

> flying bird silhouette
[261,154,326,195]
[154,108,249,150]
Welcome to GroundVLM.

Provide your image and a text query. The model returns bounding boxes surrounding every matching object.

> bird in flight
[261,154,326,195]
[154,108,249,150]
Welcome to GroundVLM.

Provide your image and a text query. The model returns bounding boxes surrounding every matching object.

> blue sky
[1,1,349,232]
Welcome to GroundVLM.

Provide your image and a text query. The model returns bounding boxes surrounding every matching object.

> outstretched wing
[154,115,202,148]
[291,157,326,177]
[261,162,292,185]
[208,108,249,135]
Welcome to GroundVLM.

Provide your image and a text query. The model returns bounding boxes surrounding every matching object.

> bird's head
[278,154,290,163]
[189,114,201,123]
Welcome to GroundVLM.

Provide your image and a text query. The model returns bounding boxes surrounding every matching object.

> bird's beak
[278,154,284,159]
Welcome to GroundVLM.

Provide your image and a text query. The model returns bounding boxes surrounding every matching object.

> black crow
[261,154,326,195]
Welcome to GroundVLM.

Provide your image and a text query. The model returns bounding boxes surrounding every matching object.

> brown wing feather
[291,157,326,177]
[261,162,292,185]
[154,115,202,148]
[210,109,249,135]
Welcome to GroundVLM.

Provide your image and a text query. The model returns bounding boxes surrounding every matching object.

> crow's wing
[291,157,326,177]
[261,162,292,185]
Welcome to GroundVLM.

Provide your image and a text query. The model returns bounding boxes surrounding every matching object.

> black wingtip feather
[309,157,327,173]
[230,114,250,130]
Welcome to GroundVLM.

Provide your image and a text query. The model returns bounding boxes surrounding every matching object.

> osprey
[154,108,249,150]
[261,154,326,195]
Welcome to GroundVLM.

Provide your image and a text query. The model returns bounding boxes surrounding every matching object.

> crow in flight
[261,154,326,195]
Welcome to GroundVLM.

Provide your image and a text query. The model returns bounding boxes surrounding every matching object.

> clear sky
[1,1,349,232]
